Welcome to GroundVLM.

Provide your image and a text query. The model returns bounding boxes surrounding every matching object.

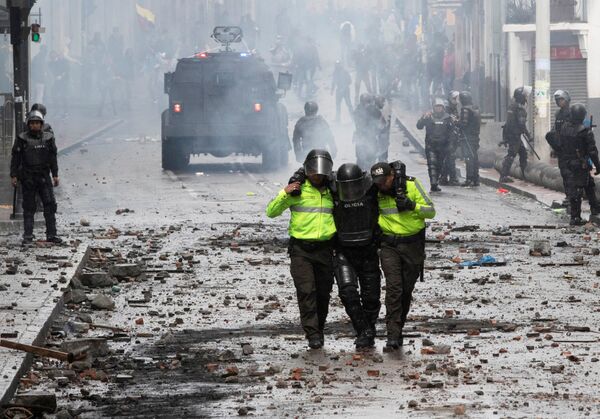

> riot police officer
[417,98,453,192]
[553,90,571,133]
[440,91,460,185]
[267,149,336,349]
[458,91,481,186]
[10,111,61,244]
[546,103,600,225]
[292,102,337,162]
[371,161,436,349]
[287,162,382,349]
[375,95,391,162]
[499,86,532,183]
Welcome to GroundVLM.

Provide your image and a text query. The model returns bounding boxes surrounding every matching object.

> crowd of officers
[292,92,391,176]
[267,149,435,350]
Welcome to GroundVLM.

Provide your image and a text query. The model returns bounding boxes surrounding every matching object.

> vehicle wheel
[162,139,190,170]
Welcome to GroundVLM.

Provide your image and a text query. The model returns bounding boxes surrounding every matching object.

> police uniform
[287,163,382,348]
[417,109,453,190]
[458,102,481,186]
[10,111,59,242]
[267,176,336,346]
[371,162,436,347]
[547,104,600,224]
[292,115,337,162]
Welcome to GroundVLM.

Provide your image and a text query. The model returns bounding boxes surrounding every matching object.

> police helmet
[433,97,445,108]
[31,103,47,117]
[304,149,333,176]
[336,163,369,202]
[513,86,532,105]
[458,91,472,106]
[304,101,319,116]
[27,110,44,124]
[553,90,571,106]
[570,103,587,124]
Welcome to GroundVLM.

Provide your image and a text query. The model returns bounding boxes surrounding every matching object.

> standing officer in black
[457,91,481,186]
[10,111,61,244]
[288,163,382,349]
[546,103,600,225]
[417,97,453,192]
[292,102,337,162]
[499,86,532,183]
[551,90,572,208]
[440,91,460,185]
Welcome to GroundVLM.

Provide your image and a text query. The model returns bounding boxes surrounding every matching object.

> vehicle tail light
[254,103,262,112]
[173,103,182,113]
[195,52,208,58]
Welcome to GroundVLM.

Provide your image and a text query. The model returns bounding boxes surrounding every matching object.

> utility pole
[9,0,34,135]
[534,0,551,162]
[7,0,35,219]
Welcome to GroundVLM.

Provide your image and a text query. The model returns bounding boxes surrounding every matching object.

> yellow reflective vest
[377,178,436,236]
[266,180,336,241]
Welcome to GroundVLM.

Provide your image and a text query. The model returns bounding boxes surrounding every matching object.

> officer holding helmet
[10,110,61,244]
[266,149,336,349]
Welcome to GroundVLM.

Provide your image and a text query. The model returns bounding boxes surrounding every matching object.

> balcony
[506,0,587,24]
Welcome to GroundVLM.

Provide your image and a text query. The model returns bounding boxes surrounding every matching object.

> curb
[0,246,92,408]
[394,116,542,204]
[58,119,124,156]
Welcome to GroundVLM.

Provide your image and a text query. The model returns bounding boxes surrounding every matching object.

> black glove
[545,131,554,142]
[395,195,416,212]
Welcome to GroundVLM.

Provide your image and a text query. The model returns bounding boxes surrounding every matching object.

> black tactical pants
[440,141,458,183]
[463,138,480,183]
[333,245,381,336]
[560,163,600,219]
[289,241,335,340]
[379,239,424,339]
[21,174,57,239]
[501,139,527,177]
[335,88,353,122]
[425,144,445,187]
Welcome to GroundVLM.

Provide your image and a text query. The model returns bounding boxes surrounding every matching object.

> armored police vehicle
[162,26,292,170]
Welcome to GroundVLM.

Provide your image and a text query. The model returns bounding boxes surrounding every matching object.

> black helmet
[31,103,47,117]
[513,86,532,105]
[304,101,319,116]
[570,103,587,124]
[304,149,333,176]
[554,90,571,106]
[458,91,472,106]
[27,110,44,124]
[336,163,368,202]
[359,93,374,106]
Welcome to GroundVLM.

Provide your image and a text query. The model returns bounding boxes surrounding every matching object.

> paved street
[1,88,598,418]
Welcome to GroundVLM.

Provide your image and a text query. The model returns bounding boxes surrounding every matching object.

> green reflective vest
[377,178,436,236]
[266,180,336,241]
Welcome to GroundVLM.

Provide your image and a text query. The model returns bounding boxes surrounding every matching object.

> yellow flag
[136,3,156,24]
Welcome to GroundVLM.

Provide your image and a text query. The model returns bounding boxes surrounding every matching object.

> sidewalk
[392,103,565,208]
[0,241,89,406]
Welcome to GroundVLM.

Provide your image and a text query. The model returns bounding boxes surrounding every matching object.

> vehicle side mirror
[164,72,173,94]
[277,72,292,91]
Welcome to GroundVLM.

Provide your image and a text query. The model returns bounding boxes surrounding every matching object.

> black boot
[355,327,375,349]
[384,334,403,351]
[308,335,323,349]
[23,214,34,244]
[499,176,514,183]
[430,184,441,192]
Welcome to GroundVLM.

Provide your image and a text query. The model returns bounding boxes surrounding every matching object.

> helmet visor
[304,156,333,176]
[337,176,368,202]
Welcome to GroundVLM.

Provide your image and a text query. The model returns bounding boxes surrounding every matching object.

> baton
[11,185,17,220]
[521,134,541,160]
[454,127,475,160]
